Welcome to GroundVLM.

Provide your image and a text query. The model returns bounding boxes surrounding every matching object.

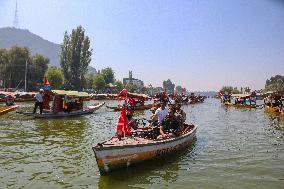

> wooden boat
[19,102,105,118]
[18,90,105,118]
[222,94,257,108]
[107,104,153,111]
[0,105,19,115]
[92,124,197,174]
[223,102,256,108]
[264,106,280,113]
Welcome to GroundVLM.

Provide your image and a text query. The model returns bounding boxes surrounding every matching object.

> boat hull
[92,125,197,174]
[20,102,105,118]
[0,105,18,115]
[265,106,280,113]
[223,103,256,108]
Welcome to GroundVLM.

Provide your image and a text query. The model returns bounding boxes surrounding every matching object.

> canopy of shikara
[52,90,90,97]
[118,92,150,100]
[231,94,253,99]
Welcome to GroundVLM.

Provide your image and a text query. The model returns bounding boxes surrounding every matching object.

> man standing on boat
[33,89,44,114]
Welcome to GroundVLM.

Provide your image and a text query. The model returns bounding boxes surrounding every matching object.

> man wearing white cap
[33,89,44,114]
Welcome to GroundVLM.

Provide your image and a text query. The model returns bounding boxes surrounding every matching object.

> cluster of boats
[220,91,284,115]
[0,87,200,174]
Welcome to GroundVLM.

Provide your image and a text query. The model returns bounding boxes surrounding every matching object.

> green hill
[0,27,96,74]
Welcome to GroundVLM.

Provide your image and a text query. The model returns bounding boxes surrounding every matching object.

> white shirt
[155,107,168,124]
[35,93,43,102]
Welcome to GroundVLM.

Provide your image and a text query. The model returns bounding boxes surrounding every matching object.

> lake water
[0,99,283,189]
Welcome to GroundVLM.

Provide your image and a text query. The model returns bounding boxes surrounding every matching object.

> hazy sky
[0,0,283,91]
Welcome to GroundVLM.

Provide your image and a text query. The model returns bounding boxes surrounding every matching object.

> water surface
[0,99,283,188]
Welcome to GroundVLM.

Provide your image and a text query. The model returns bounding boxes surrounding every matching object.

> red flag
[116,106,130,137]
[43,77,50,86]
[118,88,128,96]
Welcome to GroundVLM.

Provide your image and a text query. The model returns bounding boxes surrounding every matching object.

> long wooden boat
[264,106,280,113]
[0,105,19,115]
[92,124,197,174]
[19,102,105,118]
[223,102,256,108]
[107,104,153,111]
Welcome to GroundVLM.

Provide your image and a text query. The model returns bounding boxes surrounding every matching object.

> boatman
[33,89,44,114]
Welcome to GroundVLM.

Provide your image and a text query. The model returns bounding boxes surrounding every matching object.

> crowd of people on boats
[264,93,284,112]
[117,97,190,140]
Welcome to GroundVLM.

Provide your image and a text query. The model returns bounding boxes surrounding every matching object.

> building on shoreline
[123,71,144,88]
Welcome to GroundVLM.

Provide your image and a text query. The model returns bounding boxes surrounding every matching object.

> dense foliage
[220,86,240,94]
[101,67,115,84]
[163,79,175,92]
[0,46,49,91]
[45,66,64,89]
[265,75,284,92]
[175,85,184,94]
[60,26,92,90]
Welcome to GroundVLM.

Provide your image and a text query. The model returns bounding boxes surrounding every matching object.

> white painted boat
[92,124,197,174]
[19,102,105,118]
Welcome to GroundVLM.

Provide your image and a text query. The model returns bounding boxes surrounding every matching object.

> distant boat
[92,124,197,174]
[107,92,152,111]
[221,94,257,108]
[18,90,105,118]
[107,104,153,111]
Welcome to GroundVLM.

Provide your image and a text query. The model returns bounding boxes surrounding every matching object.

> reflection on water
[0,99,284,188]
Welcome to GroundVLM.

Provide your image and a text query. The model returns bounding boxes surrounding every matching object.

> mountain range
[0,27,96,74]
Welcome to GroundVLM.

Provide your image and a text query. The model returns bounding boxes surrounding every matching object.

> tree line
[220,75,284,94]
[0,25,186,93]
[0,46,48,91]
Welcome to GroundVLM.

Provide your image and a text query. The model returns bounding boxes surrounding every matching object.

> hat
[39,89,44,92]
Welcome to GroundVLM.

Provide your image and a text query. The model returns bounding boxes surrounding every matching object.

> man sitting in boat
[154,101,168,124]
[5,94,15,106]
[174,103,186,125]
[157,109,181,140]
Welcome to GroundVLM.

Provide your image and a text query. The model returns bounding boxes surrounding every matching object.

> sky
[0,0,283,91]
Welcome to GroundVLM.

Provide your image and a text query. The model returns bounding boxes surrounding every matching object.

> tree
[114,80,124,91]
[45,66,64,89]
[0,49,9,87]
[265,75,284,92]
[220,86,240,94]
[175,85,183,94]
[93,73,106,92]
[101,67,115,84]
[85,74,96,90]
[163,79,175,92]
[28,54,49,90]
[126,83,138,93]
[60,26,92,90]
[0,46,49,90]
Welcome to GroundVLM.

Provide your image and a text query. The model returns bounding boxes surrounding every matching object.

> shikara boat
[20,103,104,118]
[224,102,256,108]
[0,105,18,116]
[108,92,152,111]
[264,106,280,113]
[107,104,153,111]
[92,124,197,175]
[19,90,105,118]
[222,94,256,108]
